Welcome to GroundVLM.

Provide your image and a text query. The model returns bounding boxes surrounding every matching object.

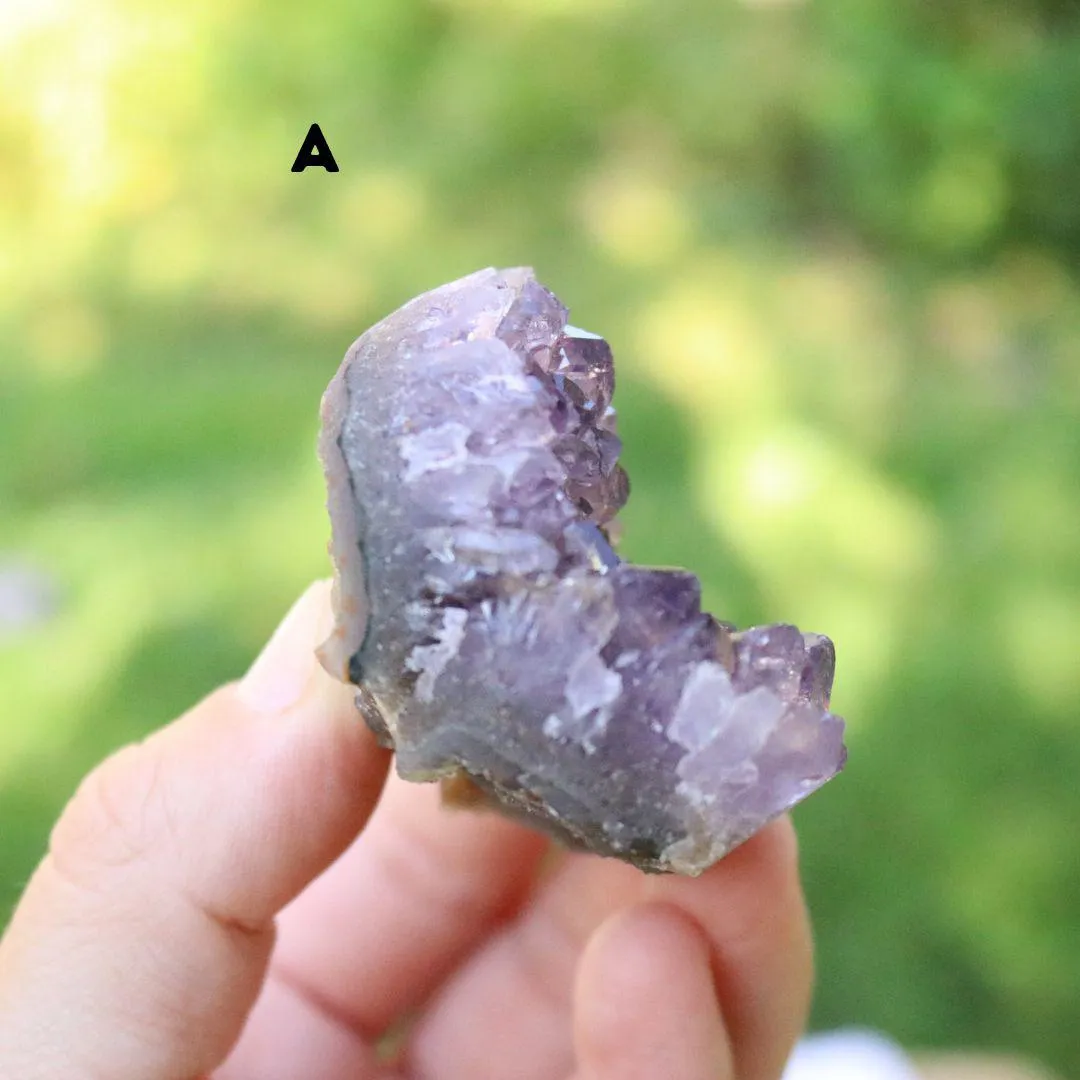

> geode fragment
[318,267,846,874]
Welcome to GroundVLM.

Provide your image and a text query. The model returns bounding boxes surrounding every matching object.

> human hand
[0,581,813,1080]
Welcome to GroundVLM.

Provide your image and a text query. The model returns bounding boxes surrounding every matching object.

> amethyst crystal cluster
[318,268,846,874]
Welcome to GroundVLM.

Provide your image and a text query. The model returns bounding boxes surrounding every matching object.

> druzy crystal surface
[318,267,846,874]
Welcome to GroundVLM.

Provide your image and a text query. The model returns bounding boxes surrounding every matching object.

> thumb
[0,581,389,1080]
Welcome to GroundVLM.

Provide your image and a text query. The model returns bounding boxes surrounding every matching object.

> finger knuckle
[49,738,169,892]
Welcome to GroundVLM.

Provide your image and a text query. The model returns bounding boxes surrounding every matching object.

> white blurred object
[0,559,58,639]
[784,1029,921,1080]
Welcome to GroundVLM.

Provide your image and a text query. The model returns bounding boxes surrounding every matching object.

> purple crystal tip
[318,267,847,875]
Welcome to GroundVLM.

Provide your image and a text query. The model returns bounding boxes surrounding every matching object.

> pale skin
[0,581,813,1080]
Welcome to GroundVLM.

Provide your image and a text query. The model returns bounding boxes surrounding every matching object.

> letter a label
[292,123,339,172]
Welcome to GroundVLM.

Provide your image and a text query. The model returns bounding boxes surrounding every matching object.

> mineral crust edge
[317,267,847,875]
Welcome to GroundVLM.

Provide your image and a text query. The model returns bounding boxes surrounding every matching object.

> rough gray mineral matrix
[318,267,846,874]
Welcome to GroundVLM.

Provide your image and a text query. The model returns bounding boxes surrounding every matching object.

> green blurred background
[2,0,1079,1073]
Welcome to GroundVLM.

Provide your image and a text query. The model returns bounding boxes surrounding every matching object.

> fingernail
[237,581,332,713]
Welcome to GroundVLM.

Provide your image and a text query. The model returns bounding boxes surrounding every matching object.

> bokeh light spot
[925,279,1005,371]
[634,260,780,416]
[999,587,1080,715]
[128,210,211,296]
[706,424,939,588]
[339,169,427,253]
[26,300,107,379]
[914,150,1007,251]
[579,168,692,267]
[434,0,628,17]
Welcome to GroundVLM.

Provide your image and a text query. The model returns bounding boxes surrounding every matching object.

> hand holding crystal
[0,582,813,1080]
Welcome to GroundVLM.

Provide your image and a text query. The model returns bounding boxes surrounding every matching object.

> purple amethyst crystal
[318,267,846,874]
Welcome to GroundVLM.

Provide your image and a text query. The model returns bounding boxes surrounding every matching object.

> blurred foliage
[2,0,1079,1073]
